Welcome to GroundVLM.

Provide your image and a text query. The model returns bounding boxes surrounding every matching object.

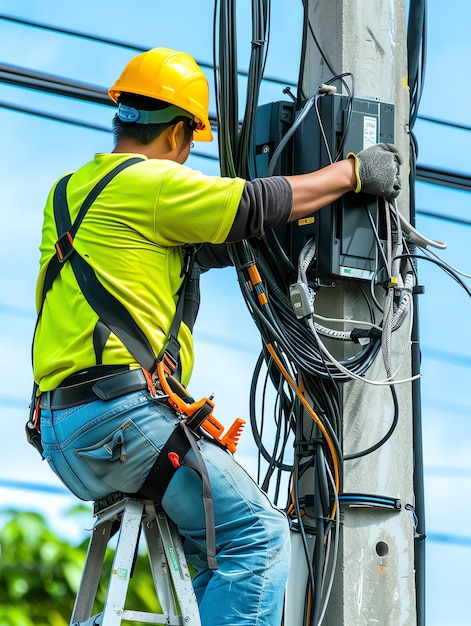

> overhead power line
[0,99,111,132]
[0,13,293,87]
[416,164,471,193]
[0,62,122,107]
[0,99,219,163]
[1,63,470,192]
[418,114,471,133]
[0,61,220,126]
[1,13,468,133]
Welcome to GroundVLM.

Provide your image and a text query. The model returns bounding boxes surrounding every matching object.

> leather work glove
[348,143,402,199]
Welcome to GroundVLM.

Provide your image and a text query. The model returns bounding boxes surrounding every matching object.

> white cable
[314,94,333,164]
[392,272,415,331]
[316,461,340,626]
[397,207,447,250]
[315,324,351,341]
[390,297,416,378]
[313,313,382,332]
[381,198,394,378]
[306,316,421,386]
[298,238,316,283]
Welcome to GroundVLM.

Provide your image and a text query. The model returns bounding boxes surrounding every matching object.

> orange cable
[265,342,339,518]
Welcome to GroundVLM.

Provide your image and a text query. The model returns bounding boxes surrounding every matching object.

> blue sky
[0,2,470,625]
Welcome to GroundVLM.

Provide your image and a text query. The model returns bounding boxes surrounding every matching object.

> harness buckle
[55,231,75,263]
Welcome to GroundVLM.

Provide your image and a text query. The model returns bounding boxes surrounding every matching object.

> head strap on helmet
[117,103,197,126]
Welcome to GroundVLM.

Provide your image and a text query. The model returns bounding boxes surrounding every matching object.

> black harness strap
[50,158,159,371]
[93,320,111,365]
[37,157,192,375]
[137,422,217,570]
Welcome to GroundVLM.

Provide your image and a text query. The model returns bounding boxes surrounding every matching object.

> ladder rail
[153,506,201,625]
[101,500,145,626]
[142,509,179,617]
[70,497,201,626]
[71,519,115,623]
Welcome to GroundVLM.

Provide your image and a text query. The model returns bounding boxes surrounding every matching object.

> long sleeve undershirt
[195,176,292,270]
[227,176,292,242]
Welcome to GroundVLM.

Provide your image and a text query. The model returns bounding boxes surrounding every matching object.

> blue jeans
[40,390,290,626]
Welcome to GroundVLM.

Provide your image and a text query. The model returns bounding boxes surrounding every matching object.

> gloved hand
[348,143,402,199]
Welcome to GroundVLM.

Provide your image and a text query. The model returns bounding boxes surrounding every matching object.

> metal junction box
[255,95,395,283]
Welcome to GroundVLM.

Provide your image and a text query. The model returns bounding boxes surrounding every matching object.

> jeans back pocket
[75,419,159,494]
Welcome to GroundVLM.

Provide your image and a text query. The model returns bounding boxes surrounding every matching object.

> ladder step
[70,497,201,626]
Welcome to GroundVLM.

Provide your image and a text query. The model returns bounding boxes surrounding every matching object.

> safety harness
[28,157,244,570]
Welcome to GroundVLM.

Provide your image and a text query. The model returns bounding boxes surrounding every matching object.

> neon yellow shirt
[33,153,245,391]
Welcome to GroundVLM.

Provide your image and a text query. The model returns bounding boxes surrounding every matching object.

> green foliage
[0,508,162,626]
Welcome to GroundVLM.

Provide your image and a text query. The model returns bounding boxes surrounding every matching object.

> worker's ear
[167,121,185,151]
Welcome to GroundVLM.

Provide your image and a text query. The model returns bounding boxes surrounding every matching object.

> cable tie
[237,260,256,271]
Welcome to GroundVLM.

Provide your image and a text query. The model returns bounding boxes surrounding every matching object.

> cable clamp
[289,282,314,318]
[338,493,402,511]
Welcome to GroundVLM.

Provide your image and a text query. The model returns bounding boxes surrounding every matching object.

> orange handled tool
[155,361,246,453]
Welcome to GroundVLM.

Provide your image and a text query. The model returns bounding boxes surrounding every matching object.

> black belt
[40,367,151,409]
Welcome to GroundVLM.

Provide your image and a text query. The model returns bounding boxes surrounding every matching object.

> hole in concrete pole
[376,541,389,557]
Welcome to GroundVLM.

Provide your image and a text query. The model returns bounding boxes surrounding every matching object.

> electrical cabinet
[255,94,395,283]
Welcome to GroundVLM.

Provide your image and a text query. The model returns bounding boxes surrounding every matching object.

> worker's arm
[224,158,357,243]
[225,143,402,243]
[285,159,356,222]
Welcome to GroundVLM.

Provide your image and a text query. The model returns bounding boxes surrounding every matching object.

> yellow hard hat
[109,47,213,142]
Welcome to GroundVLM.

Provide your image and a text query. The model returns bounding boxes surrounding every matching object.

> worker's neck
[112,137,169,160]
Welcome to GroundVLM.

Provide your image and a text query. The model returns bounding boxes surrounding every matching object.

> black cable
[249,351,295,475]
[236,0,271,180]
[416,209,471,227]
[312,471,325,624]
[407,0,427,128]
[344,385,400,460]
[395,253,471,298]
[296,0,309,101]
[321,73,355,161]
[306,11,336,78]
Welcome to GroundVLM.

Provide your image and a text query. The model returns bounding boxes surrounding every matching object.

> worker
[30,48,402,626]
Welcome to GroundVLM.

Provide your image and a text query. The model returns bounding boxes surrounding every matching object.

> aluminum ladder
[70,494,201,626]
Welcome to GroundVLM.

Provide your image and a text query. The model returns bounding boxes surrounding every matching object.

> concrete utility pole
[298,2,416,624]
